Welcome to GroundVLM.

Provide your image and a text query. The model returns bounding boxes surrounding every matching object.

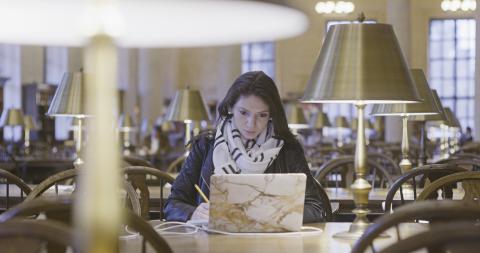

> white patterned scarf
[212,117,284,174]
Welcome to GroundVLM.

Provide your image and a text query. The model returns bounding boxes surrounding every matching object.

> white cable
[153,221,200,235]
[153,221,323,237]
[119,225,140,240]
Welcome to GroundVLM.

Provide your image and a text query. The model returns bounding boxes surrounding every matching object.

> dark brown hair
[217,71,295,144]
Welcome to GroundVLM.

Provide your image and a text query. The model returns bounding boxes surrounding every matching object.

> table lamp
[335,116,350,147]
[443,107,461,155]
[0,108,25,154]
[310,112,331,144]
[301,21,421,239]
[410,89,448,164]
[46,71,88,166]
[23,115,38,154]
[0,1,308,251]
[165,88,211,148]
[118,113,136,154]
[285,103,309,135]
[371,69,439,173]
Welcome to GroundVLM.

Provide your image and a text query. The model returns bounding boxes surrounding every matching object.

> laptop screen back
[208,173,306,232]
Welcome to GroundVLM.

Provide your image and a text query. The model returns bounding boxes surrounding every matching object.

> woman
[164,71,326,223]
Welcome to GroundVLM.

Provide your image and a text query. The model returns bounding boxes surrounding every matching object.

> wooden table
[119,222,428,253]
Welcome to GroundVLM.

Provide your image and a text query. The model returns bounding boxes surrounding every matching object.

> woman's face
[232,95,270,139]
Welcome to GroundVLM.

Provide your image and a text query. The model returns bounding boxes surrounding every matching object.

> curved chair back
[384,164,468,212]
[166,154,187,173]
[123,166,175,219]
[123,155,154,167]
[0,197,173,253]
[367,152,402,176]
[435,156,480,171]
[351,200,480,253]
[417,171,480,202]
[379,222,480,253]
[0,219,77,252]
[26,169,141,216]
[315,156,394,189]
[0,168,31,209]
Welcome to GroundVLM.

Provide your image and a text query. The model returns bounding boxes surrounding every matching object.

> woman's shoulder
[191,130,216,150]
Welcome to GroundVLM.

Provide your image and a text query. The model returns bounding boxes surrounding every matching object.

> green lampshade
[118,113,136,132]
[443,107,461,129]
[335,116,350,128]
[301,23,421,104]
[310,112,331,129]
[370,69,439,117]
[165,88,211,123]
[409,89,448,122]
[0,108,25,127]
[285,103,309,129]
[352,118,373,130]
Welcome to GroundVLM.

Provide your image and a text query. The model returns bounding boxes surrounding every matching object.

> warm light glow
[315,1,355,14]
[0,0,308,47]
[441,0,476,11]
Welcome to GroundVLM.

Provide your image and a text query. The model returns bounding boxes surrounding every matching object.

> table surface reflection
[119,222,428,253]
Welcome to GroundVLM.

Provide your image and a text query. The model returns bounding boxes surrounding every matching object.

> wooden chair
[0,168,31,210]
[123,155,154,167]
[123,166,175,219]
[0,197,173,253]
[315,156,394,189]
[351,200,480,253]
[26,169,141,216]
[384,164,468,212]
[367,152,402,176]
[166,154,187,173]
[0,219,78,252]
[435,156,480,171]
[379,222,480,253]
[417,171,480,203]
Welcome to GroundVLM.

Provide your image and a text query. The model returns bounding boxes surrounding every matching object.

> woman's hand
[191,202,209,220]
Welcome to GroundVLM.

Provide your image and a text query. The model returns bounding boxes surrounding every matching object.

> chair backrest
[435,156,480,171]
[0,197,173,253]
[315,155,394,189]
[378,222,480,253]
[0,168,31,210]
[123,155,154,167]
[166,154,187,173]
[351,200,480,253]
[417,171,480,203]
[123,166,175,219]
[367,152,402,175]
[384,164,468,212]
[26,169,141,216]
[313,178,333,221]
[0,219,78,252]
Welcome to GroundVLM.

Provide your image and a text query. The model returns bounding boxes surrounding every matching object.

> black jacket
[164,133,327,223]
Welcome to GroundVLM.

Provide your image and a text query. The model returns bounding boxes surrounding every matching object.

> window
[241,42,275,79]
[429,19,475,131]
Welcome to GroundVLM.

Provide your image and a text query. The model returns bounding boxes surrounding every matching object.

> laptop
[207,173,306,233]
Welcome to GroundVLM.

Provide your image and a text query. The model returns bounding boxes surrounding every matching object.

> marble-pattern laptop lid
[209,173,306,232]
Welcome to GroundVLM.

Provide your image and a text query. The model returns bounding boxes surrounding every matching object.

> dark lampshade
[165,88,210,123]
[285,103,308,129]
[310,112,331,129]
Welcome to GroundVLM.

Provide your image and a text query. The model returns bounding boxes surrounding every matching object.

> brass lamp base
[333,208,390,240]
[333,208,370,239]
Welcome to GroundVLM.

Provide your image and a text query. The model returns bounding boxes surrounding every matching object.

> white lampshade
[0,0,308,47]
